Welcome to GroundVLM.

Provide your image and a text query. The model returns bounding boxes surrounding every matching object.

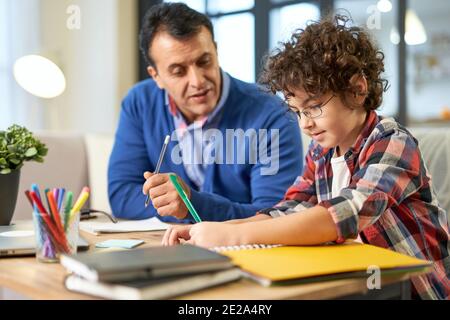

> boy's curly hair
[259,15,389,111]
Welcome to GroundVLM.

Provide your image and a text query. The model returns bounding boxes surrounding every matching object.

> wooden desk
[0,229,416,300]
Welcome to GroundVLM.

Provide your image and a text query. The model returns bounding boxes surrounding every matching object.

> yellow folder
[220,243,432,286]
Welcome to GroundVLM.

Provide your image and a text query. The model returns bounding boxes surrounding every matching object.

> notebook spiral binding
[211,244,282,252]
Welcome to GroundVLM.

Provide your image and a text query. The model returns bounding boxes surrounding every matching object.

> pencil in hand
[145,135,170,207]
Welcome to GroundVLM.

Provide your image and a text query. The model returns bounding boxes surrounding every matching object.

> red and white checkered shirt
[262,111,450,299]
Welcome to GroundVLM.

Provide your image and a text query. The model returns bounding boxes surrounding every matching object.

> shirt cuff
[318,199,350,244]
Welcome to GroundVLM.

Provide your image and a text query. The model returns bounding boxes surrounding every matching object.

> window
[212,13,255,82]
[171,0,206,13]
[165,0,255,82]
[148,1,450,125]
[270,2,320,50]
[334,0,398,119]
[0,0,42,130]
[0,0,12,129]
[159,0,321,83]
[407,0,450,124]
[207,0,254,14]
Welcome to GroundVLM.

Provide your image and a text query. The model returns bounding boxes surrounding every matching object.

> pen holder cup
[32,211,80,263]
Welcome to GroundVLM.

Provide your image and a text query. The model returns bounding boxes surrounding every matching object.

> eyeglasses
[294,95,335,119]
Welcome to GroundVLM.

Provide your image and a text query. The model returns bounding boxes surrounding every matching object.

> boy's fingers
[169,228,181,245]
[162,226,173,246]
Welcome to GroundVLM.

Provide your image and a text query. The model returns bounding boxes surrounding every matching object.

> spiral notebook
[211,242,432,287]
[211,244,282,252]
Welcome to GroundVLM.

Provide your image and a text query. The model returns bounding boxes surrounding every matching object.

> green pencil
[169,174,202,223]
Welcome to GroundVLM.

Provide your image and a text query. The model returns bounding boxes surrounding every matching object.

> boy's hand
[162,224,193,246]
[143,172,190,220]
[186,222,241,248]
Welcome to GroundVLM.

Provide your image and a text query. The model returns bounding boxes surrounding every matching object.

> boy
[162,15,450,299]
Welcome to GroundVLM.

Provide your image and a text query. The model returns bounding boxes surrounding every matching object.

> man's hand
[161,224,193,246]
[143,172,190,220]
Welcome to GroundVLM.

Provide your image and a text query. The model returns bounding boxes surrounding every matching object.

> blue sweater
[108,75,303,223]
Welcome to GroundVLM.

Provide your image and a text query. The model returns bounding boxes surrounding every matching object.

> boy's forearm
[236,206,338,245]
[224,214,272,224]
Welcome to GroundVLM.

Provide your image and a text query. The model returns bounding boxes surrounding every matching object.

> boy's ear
[349,74,368,106]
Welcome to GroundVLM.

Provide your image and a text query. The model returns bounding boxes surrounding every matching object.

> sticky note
[95,239,144,249]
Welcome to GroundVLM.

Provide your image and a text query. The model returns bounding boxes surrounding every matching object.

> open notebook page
[80,216,169,235]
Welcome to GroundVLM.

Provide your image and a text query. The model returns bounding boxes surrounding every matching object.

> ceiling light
[377,0,392,13]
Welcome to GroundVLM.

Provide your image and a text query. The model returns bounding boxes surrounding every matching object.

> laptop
[0,220,89,257]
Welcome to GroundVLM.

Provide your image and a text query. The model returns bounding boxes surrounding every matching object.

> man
[108,3,302,223]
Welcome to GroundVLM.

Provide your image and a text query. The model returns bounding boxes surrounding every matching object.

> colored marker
[64,191,73,231]
[169,174,202,223]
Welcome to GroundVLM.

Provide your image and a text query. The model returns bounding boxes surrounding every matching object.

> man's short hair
[139,2,215,68]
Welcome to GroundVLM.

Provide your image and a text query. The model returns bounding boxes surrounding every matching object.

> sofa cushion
[409,127,450,222]
[13,132,89,220]
[84,133,114,213]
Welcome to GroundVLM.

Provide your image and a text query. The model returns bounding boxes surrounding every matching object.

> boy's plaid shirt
[261,111,450,299]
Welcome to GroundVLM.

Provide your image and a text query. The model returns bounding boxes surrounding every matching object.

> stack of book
[60,244,241,300]
[216,242,432,286]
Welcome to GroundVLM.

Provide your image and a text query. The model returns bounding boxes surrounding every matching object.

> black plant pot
[0,170,21,225]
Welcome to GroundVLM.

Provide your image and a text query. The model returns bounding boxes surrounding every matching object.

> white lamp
[13,55,66,99]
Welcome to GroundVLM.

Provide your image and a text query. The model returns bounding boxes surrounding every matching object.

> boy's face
[287,89,367,155]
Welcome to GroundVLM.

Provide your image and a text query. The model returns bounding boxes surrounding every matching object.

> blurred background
[1,0,450,134]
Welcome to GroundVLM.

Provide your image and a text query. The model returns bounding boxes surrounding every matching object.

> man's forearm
[236,206,338,245]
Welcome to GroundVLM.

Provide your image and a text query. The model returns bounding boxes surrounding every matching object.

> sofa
[12,129,450,224]
[13,132,114,220]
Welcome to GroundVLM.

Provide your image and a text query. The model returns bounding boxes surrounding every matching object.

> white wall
[39,0,137,134]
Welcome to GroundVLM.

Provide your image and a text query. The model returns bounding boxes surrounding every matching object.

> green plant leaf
[9,158,20,165]
[38,147,48,156]
[7,145,16,153]
[25,147,37,157]
[0,125,47,170]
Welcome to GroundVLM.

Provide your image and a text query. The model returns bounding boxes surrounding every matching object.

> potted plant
[0,125,47,225]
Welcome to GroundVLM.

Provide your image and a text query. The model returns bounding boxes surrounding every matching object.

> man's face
[147,27,221,122]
